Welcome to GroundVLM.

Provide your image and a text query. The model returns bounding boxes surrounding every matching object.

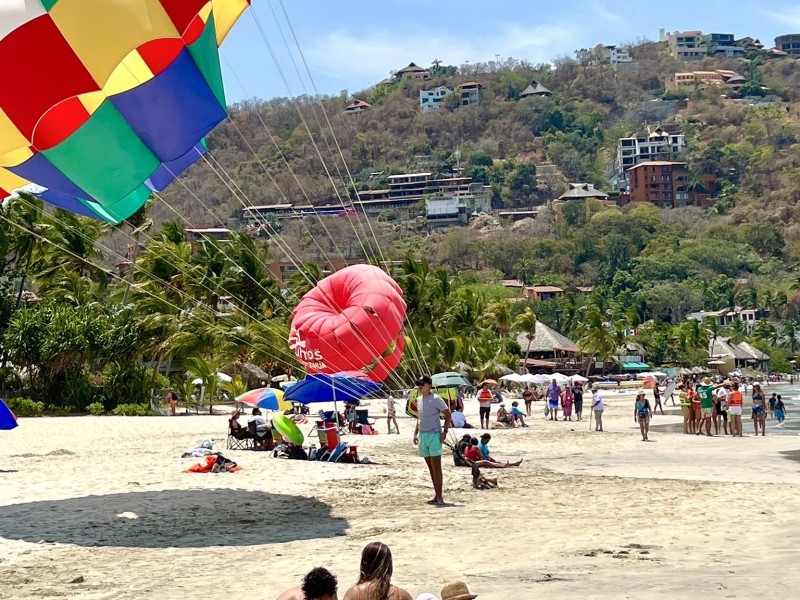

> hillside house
[665,69,747,91]
[709,337,770,374]
[557,182,609,201]
[394,62,430,80]
[662,30,707,60]
[775,33,800,56]
[603,45,633,66]
[420,86,453,112]
[519,79,552,98]
[687,307,764,332]
[625,161,715,208]
[612,125,685,191]
[525,286,564,301]
[458,81,483,106]
[344,100,371,113]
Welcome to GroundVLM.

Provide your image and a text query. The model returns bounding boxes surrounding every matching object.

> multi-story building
[701,33,743,57]
[355,172,491,224]
[457,82,483,106]
[775,33,800,55]
[603,45,632,66]
[664,69,746,91]
[625,161,714,208]
[419,86,452,112]
[612,125,685,191]
[662,30,707,60]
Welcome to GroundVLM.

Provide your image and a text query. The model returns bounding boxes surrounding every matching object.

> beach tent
[0,399,18,431]
[569,374,589,383]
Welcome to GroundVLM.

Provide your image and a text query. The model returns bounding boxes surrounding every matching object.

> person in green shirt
[696,376,718,437]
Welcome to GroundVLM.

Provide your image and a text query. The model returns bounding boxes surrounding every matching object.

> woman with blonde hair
[344,542,414,600]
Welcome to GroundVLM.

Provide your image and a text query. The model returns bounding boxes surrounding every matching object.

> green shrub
[87,402,105,416]
[111,403,153,416]
[5,397,45,417]
[46,404,77,416]
[102,362,154,409]
[62,371,98,411]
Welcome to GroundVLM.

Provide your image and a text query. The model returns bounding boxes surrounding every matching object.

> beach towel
[185,454,242,473]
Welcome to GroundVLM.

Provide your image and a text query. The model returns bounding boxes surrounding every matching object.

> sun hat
[441,581,477,600]
[723,379,731,385]
[702,376,712,385]
[635,389,647,397]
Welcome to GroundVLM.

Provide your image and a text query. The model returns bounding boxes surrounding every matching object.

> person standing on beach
[547,379,561,421]
[561,385,574,421]
[652,385,664,415]
[768,393,777,420]
[728,382,744,436]
[591,385,604,432]
[696,377,716,437]
[775,395,787,424]
[522,386,534,416]
[573,383,584,421]
[679,383,694,434]
[413,375,451,506]
[477,382,492,429]
[634,390,652,441]
[752,384,767,436]
[387,394,399,435]
[714,382,731,435]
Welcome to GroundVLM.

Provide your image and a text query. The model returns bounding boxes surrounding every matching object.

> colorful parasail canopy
[0,0,250,223]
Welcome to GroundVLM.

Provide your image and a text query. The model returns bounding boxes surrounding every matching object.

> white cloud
[305,22,581,88]
[760,4,800,29]
[591,1,628,27]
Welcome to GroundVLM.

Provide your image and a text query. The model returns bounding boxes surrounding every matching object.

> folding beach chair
[226,420,254,451]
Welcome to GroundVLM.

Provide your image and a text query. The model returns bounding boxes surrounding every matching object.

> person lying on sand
[276,566,338,600]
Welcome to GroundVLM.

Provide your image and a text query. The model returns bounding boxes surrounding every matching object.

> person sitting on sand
[276,566,338,600]
[450,406,474,429]
[453,434,472,467]
[463,437,522,469]
[343,542,414,600]
[510,401,528,427]
[496,403,514,426]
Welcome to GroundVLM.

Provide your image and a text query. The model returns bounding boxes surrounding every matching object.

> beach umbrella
[238,388,292,412]
[235,387,268,405]
[479,379,499,387]
[569,374,589,383]
[0,399,18,431]
[431,372,472,388]
[551,373,570,384]
[284,373,382,405]
[500,374,524,383]
[531,374,551,384]
[191,372,232,385]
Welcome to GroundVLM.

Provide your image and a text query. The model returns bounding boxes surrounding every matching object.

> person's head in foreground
[480,433,491,444]
[252,407,262,416]
[469,437,479,446]
[441,580,478,600]
[551,378,557,385]
[512,401,519,407]
[702,376,712,386]
[357,541,394,597]
[416,375,433,394]
[302,567,338,600]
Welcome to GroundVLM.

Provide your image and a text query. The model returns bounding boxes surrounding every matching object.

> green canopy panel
[622,361,651,371]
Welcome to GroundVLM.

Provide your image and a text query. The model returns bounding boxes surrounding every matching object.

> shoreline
[2,395,800,599]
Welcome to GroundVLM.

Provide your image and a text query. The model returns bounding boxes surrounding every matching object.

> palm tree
[781,319,799,353]
[513,308,537,374]
[484,300,513,350]
[576,306,616,376]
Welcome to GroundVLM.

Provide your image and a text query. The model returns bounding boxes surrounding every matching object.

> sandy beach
[2,389,800,599]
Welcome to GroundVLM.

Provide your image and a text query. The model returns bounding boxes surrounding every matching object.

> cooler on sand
[316,420,340,448]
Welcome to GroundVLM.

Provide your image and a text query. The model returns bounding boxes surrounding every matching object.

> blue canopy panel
[145,141,206,193]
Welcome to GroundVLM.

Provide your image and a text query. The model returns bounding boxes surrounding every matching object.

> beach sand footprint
[0,489,347,548]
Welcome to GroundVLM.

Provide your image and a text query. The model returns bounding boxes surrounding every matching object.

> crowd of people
[677,376,788,437]
[275,542,479,600]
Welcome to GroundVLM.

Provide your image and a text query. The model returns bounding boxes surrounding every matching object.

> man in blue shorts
[413,374,451,505]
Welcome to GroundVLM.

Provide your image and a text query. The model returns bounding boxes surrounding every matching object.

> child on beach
[511,401,529,427]
[775,395,787,424]
[276,567,338,600]
[387,395,399,435]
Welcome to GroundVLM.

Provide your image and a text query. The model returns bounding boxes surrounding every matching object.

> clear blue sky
[220,0,800,103]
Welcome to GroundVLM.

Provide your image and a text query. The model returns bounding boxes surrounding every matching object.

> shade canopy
[431,372,472,388]
[622,361,651,371]
[284,373,382,405]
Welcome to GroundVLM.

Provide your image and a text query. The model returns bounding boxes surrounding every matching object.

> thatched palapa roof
[515,321,579,354]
